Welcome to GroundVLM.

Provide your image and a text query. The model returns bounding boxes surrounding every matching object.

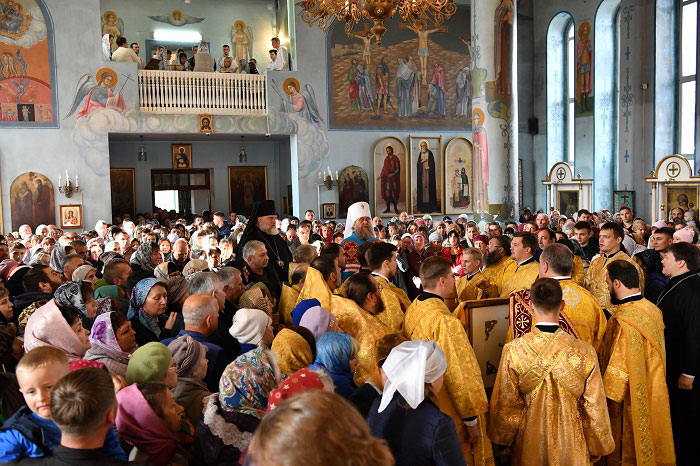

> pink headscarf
[23,299,86,362]
[116,384,178,466]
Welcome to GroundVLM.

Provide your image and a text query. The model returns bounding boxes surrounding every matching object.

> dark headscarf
[635,249,663,275]
[130,242,158,273]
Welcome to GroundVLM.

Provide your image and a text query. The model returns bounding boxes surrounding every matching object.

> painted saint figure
[231,21,252,63]
[375,58,390,114]
[428,61,446,117]
[455,65,472,116]
[399,20,448,85]
[348,59,360,110]
[285,80,321,124]
[494,0,514,97]
[13,180,33,228]
[472,109,489,212]
[356,63,374,112]
[378,144,400,214]
[416,140,438,212]
[65,69,126,120]
[396,58,415,117]
[576,22,593,111]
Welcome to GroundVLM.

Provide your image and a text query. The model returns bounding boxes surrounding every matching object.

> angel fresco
[230,20,253,63]
[272,77,323,125]
[148,10,204,27]
[0,0,32,39]
[63,68,126,120]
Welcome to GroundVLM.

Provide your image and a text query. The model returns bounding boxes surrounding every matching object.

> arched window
[680,0,697,163]
[546,12,574,169]
[594,0,621,210]
[567,24,575,163]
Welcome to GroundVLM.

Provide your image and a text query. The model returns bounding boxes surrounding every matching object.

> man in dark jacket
[235,200,292,289]
[13,266,63,315]
[657,242,700,466]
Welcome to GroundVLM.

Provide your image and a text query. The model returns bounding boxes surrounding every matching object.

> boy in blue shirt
[0,346,126,461]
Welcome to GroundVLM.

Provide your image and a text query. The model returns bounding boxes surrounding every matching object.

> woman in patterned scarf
[194,347,280,464]
[130,242,162,274]
[127,278,176,346]
[54,281,98,330]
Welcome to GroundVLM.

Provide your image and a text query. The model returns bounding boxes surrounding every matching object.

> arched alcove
[546,12,574,170]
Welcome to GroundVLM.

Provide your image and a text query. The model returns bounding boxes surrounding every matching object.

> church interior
[0,0,697,464]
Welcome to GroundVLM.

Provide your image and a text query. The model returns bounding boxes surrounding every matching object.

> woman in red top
[441,230,465,276]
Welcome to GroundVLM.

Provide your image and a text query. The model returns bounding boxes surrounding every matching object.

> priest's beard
[355,226,374,241]
[484,250,501,267]
[374,294,385,314]
[609,289,622,305]
[259,224,280,236]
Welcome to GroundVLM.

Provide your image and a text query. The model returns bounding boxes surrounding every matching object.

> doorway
[151,169,211,214]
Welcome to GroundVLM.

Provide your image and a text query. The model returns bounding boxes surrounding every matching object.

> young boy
[0,347,126,461]
[27,367,128,464]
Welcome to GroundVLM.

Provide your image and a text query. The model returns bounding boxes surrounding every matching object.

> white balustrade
[137,70,267,115]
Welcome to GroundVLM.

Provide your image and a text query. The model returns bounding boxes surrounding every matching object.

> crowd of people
[102,34,289,74]
[0,199,696,465]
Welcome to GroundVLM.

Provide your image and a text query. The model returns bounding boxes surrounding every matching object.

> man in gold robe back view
[278,263,308,326]
[600,261,675,465]
[403,256,493,466]
[584,222,644,316]
[366,242,410,333]
[490,278,614,465]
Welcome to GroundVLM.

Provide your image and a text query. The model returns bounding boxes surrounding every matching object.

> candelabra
[318,167,339,190]
[58,172,80,198]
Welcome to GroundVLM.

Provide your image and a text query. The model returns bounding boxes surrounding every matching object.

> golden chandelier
[297,0,457,44]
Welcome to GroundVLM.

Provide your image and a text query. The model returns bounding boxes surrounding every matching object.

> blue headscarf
[291,298,321,325]
[312,332,353,375]
[127,278,164,338]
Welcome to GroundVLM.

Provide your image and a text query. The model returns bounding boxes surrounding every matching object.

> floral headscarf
[54,282,87,316]
[219,347,278,418]
[89,311,134,354]
[127,278,164,338]
[265,368,324,413]
[130,242,157,273]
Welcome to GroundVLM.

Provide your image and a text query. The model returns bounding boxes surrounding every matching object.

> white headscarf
[377,340,447,412]
[102,34,112,61]
[344,201,375,240]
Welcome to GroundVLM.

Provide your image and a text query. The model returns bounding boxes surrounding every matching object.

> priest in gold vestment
[599,261,675,466]
[455,248,498,302]
[404,256,493,466]
[584,223,644,315]
[295,255,340,309]
[490,278,614,465]
[366,242,410,333]
[480,235,517,296]
[278,263,307,326]
[500,232,539,297]
[331,272,396,385]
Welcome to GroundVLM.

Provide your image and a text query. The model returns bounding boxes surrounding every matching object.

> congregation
[103,33,288,74]
[0,198,696,465]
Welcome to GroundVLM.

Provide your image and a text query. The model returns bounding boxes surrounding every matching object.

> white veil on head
[377,340,447,413]
[102,34,112,61]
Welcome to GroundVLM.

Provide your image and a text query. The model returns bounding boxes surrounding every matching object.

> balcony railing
[138,70,267,115]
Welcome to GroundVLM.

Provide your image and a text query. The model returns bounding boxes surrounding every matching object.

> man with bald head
[161,294,230,391]
[169,238,191,270]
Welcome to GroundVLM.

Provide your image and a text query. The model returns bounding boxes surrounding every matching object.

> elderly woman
[310,332,359,399]
[194,347,280,464]
[166,276,190,314]
[54,281,98,330]
[299,305,338,341]
[72,264,98,284]
[130,242,162,273]
[154,262,182,282]
[168,335,211,425]
[239,285,274,314]
[84,311,137,377]
[367,340,464,466]
[229,308,274,356]
[128,278,176,346]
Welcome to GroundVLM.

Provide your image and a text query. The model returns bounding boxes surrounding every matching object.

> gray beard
[355,227,374,241]
[260,225,280,236]
[484,251,502,267]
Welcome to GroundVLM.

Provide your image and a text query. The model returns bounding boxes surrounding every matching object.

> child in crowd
[0,347,125,461]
